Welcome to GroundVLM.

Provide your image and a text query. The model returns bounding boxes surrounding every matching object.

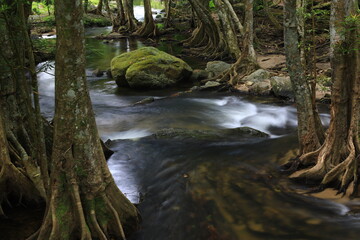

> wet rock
[248,81,271,95]
[270,76,294,100]
[201,81,221,90]
[241,69,271,83]
[111,47,192,89]
[205,61,231,78]
[92,68,104,77]
[149,127,269,141]
[106,69,112,78]
[190,69,209,81]
[189,86,201,92]
[101,139,114,160]
[133,97,155,106]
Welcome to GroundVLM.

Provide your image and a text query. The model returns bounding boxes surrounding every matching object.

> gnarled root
[204,55,259,85]
[293,136,360,196]
[34,177,139,240]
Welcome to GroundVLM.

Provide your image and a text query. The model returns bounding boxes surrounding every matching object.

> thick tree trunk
[0,2,47,200]
[244,0,257,63]
[104,0,114,22]
[113,0,126,32]
[33,1,140,239]
[184,0,228,58]
[123,0,137,32]
[208,0,259,85]
[294,0,360,195]
[96,0,104,15]
[134,0,158,37]
[284,0,324,157]
[214,0,241,58]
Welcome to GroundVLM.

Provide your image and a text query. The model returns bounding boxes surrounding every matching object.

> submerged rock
[111,47,193,89]
[149,127,269,140]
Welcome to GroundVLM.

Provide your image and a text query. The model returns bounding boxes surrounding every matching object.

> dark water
[35,27,360,240]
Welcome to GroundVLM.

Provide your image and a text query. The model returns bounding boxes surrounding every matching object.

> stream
[35,25,360,240]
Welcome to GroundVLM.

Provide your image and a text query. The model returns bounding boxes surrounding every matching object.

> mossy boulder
[111,47,193,89]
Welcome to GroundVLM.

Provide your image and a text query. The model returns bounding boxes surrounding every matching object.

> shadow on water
[109,133,360,240]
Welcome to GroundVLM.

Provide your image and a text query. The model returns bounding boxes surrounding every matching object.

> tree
[283,0,325,161]
[207,0,259,85]
[0,0,47,207]
[31,0,140,239]
[96,0,104,15]
[113,0,126,32]
[123,0,137,32]
[134,0,158,37]
[288,0,360,195]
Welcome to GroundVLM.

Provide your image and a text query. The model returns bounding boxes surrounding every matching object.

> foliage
[209,0,215,9]
[32,38,56,55]
[83,14,112,27]
[32,1,54,15]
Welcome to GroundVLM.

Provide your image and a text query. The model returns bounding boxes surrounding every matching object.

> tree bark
[123,0,137,32]
[113,0,126,32]
[33,0,140,239]
[294,0,360,195]
[96,0,104,15]
[284,0,324,158]
[134,0,158,37]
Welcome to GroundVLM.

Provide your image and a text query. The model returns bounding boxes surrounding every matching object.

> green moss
[111,47,192,88]
[94,197,110,227]
[83,14,111,27]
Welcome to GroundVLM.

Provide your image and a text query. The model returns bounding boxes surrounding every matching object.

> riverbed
[34,25,360,240]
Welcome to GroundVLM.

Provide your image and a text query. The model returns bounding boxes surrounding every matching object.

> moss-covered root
[31,180,139,240]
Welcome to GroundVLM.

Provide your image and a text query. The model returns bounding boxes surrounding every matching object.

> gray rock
[111,47,193,89]
[149,127,269,140]
[200,81,221,90]
[205,61,231,78]
[92,68,104,77]
[190,69,209,81]
[242,69,271,83]
[133,97,155,106]
[249,81,271,95]
[270,76,294,99]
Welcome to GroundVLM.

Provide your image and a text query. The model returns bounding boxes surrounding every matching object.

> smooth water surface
[36,27,360,240]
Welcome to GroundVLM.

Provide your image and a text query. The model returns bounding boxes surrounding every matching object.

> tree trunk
[284,0,324,158]
[164,0,172,27]
[134,0,158,37]
[104,0,114,22]
[184,0,228,58]
[96,0,104,15]
[294,0,360,195]
[84,0,89,13]
[214,0,241,58]
[0,2,47,200]
[33,0,140,239]
[123,0,137,32]
[243,0,257,63]
[113,0,126,32]
[208,0,259,85]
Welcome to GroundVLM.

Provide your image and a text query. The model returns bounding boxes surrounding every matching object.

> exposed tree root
[204,55,259,86]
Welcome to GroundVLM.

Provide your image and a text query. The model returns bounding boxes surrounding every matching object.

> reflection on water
[35,26,360,240]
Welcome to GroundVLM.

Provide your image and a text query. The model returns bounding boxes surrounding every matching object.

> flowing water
[34,27,360,240]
